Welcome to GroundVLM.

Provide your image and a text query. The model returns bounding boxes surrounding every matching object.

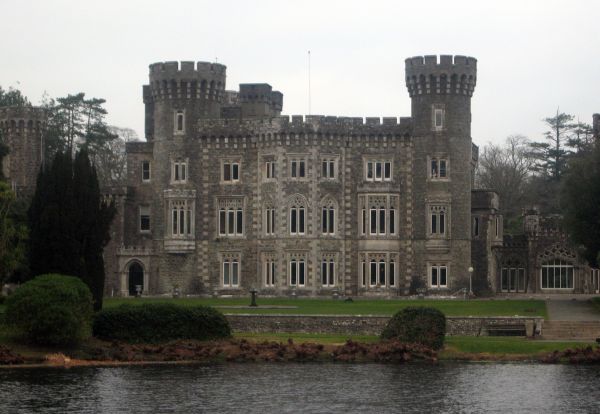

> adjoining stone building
[106,55,487,297]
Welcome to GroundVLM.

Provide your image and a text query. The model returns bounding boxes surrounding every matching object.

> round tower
[405,55,477,137]
[143,61,227,141]
[0,106,46,196]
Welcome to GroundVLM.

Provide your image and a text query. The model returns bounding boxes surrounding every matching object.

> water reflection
[1,363,599,413]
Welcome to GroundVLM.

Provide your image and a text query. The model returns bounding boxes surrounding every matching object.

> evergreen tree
[562,142,600,267]
[28,150,115,310]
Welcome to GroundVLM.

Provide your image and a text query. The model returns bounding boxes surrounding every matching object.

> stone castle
[1,55,599,297]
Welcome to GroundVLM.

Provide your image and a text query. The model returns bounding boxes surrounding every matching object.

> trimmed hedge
[381,307,446,350]
[92,303,231,343]
[4,274,93,346]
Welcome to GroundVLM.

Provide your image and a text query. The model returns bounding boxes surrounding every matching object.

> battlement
[0,106,47,132]
[149,61,226,78]
[405,55,477,97]
[197,115,412,135]
[145,61,227,103]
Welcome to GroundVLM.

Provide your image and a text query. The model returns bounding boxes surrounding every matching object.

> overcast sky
[1,0,598,147]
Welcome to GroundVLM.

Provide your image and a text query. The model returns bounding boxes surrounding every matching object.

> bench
[486,324,526,336]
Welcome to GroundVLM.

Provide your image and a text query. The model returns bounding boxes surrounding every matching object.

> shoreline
[1,337,598,368]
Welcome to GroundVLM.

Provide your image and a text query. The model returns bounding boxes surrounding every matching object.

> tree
[90,126,139,187]
[0,86,30,107]
[561,142,600,267]
[28,150,115,310]
[0,180,28,284]
[42,93,118,163]
[476,135,535,233]
[530,110,574,180]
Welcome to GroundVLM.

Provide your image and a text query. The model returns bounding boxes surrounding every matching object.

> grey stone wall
[225,314,542,337]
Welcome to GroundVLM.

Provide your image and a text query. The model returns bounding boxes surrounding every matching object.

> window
[170,200,193,236]
[172,160,187,183]
[361,253,397,288]
[290,159,306,178]
[430,158,448,179]
[360,194,398,236]
[541,259,574,289]
[264,258,276,286]
[218,198,244,236]
[429,205,447,236]
[321,259,335,287]
[289,258,306,286]
[321,159,336,179]
[174,110,185,134]
[432,106,444,131]
[365,160,392,182]
[473,216,479,237]
[139,206,150,232]
[222,258,240,287]
[142,161,151,182]
[288,195,307,235]
[265,161,276,179]
[321,199,336,235]
[430,265,448,288]
[223,162,240,182]
[265,207,276,235]
[501,267,525,292]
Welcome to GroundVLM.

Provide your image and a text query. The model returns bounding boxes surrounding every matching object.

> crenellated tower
[405,55,476,137]
[0,106,46,197]
[405,55,478,292]
[143,61,227,141]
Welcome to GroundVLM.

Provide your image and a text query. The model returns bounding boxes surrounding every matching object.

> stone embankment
[225,314,542,337]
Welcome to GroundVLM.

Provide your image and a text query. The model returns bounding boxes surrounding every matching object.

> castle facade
[107,55,492,297]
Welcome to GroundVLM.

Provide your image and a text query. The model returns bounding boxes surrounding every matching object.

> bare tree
[476,135,535,231]
[91,126,139,187]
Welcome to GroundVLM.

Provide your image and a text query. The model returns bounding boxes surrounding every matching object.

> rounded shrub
[92,303,231,343]
[381,307,446,350]
[5,274,93,346]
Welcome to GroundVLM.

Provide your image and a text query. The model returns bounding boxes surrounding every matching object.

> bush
[4,274,93,346]
[92,303,231,343]
[381,307,446,350]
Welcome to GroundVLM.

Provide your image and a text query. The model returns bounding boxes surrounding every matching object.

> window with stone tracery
[218,197,244,237]
[288,252,307,287]
[359,194,398,236]
[321,197,336,235]
[170,199,193,237]
[359,253,397,288]
[221,252,240,287]
[288,194,307,235]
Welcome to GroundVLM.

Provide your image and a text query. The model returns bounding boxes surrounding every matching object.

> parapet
[405,55,477,97]
[0,106,47,132]
[197,115,412,136]
[146,61,227,102]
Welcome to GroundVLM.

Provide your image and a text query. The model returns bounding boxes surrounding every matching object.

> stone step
[542,321,600,340]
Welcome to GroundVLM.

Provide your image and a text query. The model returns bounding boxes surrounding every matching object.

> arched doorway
[128,262,144,296]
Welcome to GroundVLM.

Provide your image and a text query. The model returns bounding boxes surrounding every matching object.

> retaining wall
[225,314,543,337]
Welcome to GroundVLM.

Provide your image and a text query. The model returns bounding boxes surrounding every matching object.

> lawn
[103,297,548,318]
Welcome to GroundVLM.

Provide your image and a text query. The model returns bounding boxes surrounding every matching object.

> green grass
[591,297,600,313]
[234,332,379,344]
[443,336,595,356]
[103,297,547,318]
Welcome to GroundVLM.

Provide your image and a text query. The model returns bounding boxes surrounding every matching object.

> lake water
[1,363,599,413]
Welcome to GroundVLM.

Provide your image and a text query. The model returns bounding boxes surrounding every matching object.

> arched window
[288,195,307,235]
[321,197,336,235]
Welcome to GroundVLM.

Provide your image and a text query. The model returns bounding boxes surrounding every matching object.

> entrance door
[501,267,525,292]
[128,263,144,296]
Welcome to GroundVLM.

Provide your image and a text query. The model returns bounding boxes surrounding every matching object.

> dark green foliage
[381,307,446,350]
[28,150,116,310]
[0,86,30,107]
[4,274,93,346]
[93,304,232,343]
[561,143,600,267]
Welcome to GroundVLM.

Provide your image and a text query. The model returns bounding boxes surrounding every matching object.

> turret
[0,106,46,196]
[405,55,477,137]
[143,61,227,141]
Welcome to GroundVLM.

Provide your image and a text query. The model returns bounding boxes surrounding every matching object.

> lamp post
[249,288,258,307]
[468,266,474,298]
